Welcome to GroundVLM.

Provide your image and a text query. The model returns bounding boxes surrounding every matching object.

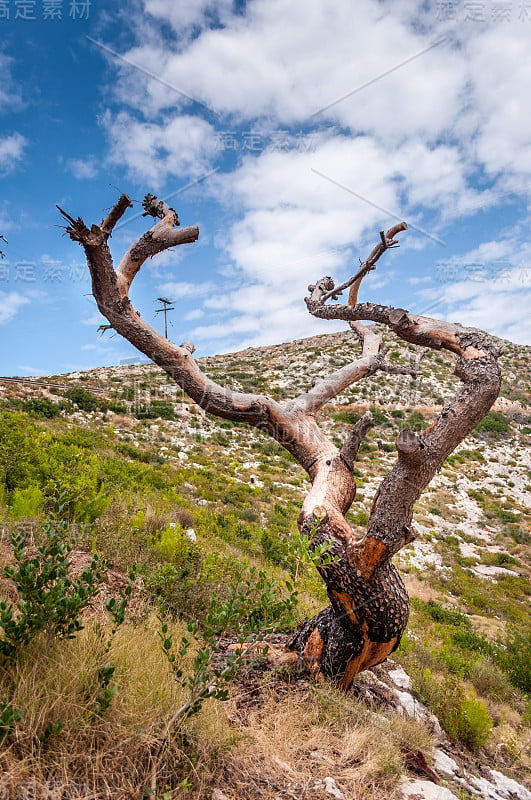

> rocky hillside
[0,327,529,799]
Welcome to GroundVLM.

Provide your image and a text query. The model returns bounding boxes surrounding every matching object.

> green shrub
[156,560,300,728]
[134,401,175,420]
[499,629,531,692]
[333,410,360,425]
[350,509,369,527]
[369,406,387,425]
[0,700,23,741]
[457,694,493,750]
[145,540,204,621]
[406,410,425,431]
[422,600,471,629]
[470,659,516,702]
[415,669,492,750]
[9,485,43,520]
[0,491,105,661]
[22,398,61,418]
[64,387,100,412]
[239,506,259,523]
[467,489,520,523]
[474,411,510,436]
[0,412,41,493]
[106,400,127,414]
[483,552,519,567]
[451,628,496,657]
[152,527,198,563]
[445,448,486,467]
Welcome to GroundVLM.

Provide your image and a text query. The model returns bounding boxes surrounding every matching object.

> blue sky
[1,0,531,376]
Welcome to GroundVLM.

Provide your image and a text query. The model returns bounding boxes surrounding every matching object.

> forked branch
[62,194,502,690]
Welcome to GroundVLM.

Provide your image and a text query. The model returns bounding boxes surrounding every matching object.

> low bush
[0,492,105,661]
[22,397,61,418]
[470,659,516,703]
[63,387,100,412]
[499,628,531,693]
[333,410,360,425]
[415,669,492,750]
[474,411,510,437]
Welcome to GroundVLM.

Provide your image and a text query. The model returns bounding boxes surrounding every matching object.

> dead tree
[59,195,502,690]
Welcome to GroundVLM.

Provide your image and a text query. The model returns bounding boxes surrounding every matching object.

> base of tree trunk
[286,561,409,690]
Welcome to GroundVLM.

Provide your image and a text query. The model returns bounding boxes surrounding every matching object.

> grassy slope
[0,328,529,798]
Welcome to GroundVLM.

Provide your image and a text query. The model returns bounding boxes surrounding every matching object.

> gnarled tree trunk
[59,195,501,691]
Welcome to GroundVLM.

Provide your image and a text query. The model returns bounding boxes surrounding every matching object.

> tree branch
[316,221,407,305]
[305,227,502,582]
[142,193,179,223]
[116,221,200,298]
[307,300,497,359]
[289,316,422,416]
[341,411,375,469]
[100,194,134,236]
[113,195,198,297]
[60,198,330,473]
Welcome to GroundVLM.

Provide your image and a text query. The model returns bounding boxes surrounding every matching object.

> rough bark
[60,197,502,690]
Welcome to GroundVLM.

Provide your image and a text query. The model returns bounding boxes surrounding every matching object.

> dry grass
[197,680,436,800]
[0,604,437,800]
[403,576,440,603]
[0,614,215,799]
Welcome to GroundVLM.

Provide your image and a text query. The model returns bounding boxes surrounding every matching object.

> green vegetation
[414,668,492,749]
[333,409,360,425]
[0,331,529,796]
[22,397,62,418]
[474,411,510,437]
[0,493,105,660]
[445,448,486,467]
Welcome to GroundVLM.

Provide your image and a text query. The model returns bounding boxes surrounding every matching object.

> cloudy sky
[1,0,531,375]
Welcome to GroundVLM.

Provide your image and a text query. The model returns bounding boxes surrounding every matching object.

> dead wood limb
[62,197,501,690]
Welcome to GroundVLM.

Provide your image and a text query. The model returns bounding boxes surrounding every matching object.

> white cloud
[216,137,404,286]
[0,291,30,325]
[184,308,204,320]
[414,225,531,344]
[193,134,473,344]
[0,52,24,111]
[157,280,215,299]
[445,277,531,345]
[408,276,432,286]
[103,110,218,187]
[466,26,531,186]
[98,2,531,348]
[109,0,531,201]
[121,0,464,143]
[66,157,99,180]
[144,0,233,33]
[0,132,27,176]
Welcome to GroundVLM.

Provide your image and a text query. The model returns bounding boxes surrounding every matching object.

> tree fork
[61,195,502,691]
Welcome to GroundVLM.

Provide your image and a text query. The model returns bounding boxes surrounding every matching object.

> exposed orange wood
[303,628,326,681]
[338,636,398,690]
[355,537,389,580]
[331,590,359,626]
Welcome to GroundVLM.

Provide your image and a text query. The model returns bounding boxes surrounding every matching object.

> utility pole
[155,297,174,339]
